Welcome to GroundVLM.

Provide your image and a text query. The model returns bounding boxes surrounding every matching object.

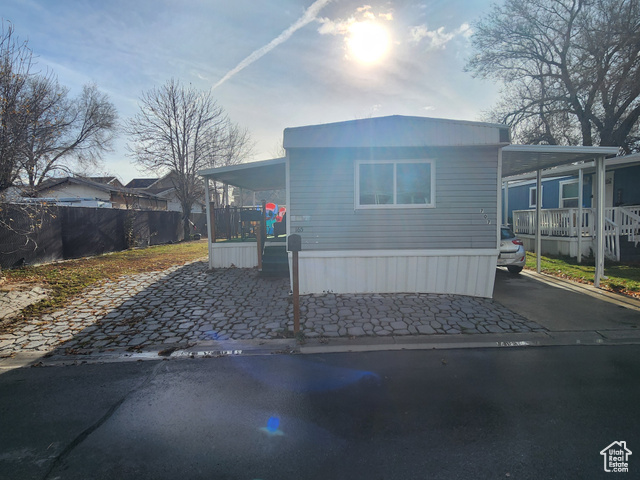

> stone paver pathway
[0,284,49,322]
[0,261,545,357]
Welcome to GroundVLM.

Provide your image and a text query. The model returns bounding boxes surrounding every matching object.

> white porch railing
[513,208,594,237]
[513,205,640,261]
[604,218,621,261]
[607,206,640,246]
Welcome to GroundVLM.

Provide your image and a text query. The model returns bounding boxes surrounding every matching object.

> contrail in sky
[212,0,332,90]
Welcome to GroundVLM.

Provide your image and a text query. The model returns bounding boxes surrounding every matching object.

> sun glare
[347,21,390,64]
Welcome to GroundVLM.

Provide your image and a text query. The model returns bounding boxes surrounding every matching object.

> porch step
[260,245,289,277]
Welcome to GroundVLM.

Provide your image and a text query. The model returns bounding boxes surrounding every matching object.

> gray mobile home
[201,116,619,296]
[282,115,510,297]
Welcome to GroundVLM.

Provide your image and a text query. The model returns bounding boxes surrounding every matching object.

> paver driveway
[0,261,544,357]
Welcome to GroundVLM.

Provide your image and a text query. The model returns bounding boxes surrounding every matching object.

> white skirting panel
[209,242,258,268]
[520,235,592,258]
[292,249,499,298]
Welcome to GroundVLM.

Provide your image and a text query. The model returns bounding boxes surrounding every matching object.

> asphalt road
[1,346,639,479]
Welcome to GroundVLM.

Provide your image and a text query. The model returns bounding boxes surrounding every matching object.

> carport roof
[199,157,286,191]
[502,145,619,177]
[198,145,620,192]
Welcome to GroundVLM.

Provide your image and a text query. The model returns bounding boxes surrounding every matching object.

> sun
[347,21,390,64]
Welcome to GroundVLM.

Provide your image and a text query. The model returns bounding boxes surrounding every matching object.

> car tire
[507,266,523,274]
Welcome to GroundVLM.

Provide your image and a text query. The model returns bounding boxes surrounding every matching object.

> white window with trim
[529,185,543,208]
[559,179,579,208]
[355,159,435,209]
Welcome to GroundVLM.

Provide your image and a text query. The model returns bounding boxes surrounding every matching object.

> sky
[2,0,501,184]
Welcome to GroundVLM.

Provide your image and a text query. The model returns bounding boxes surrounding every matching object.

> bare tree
[218,120,254,167]
[126,79,229,239]
[467,0,640,152]
[270,137,286,158]
[215,119,255,205]
[0,21,32,193]
[18,81,117,193]
[0,21,117,194]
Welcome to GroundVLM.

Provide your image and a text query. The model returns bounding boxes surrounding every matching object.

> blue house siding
[504,163,640,225]
[613,165,640,206]
[503,177,565,223]
[504,175,597,224]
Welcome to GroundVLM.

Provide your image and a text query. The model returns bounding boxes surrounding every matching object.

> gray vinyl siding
[288,147,499,250]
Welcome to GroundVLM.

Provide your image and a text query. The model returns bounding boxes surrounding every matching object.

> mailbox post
[287,234,302,334]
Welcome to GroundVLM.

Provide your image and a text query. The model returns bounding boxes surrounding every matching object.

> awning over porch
[199,157,286,191]
[502,145,619,177]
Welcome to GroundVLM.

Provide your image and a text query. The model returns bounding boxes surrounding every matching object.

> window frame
[559,179,579,208]
[528,185,543,208]
[354,159,436,210]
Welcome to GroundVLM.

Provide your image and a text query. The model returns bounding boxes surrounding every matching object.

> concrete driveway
[493,268,640,333]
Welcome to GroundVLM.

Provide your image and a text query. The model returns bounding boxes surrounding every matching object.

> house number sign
[480,208,491,225]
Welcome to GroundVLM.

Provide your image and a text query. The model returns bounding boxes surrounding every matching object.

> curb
[298,329,640,354]
[3,329,640,371]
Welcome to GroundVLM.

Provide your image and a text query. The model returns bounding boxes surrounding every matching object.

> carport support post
[536,169,542,274]
[503,181,509,227]
[261,199,267,246]
[204,178,212,244]
[577,168,583,263]
[595,156,606,288]
[256,225,262,271]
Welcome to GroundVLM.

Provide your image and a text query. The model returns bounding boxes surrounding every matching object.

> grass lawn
[525,252,640,298]
[1,239,208,320]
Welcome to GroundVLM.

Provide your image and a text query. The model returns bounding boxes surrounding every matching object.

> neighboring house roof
[126,172,205,209]
[86,176,123,188]
[36,177,165,201]
[125,178,159,189]
[147,173,176,190]
[128,172,179,195]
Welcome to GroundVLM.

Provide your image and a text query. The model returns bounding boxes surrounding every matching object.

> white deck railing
[607,206,640,246]
[605,218,621,261]
[513,208,594,237]
[513,205,640,261]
